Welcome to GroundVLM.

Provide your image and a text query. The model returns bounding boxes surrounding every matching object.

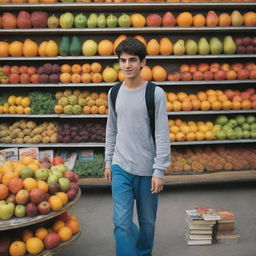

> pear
[185,39,198,55]
[198,37,210,55]
[210,37,223,54]
[47,14,59,28]
[97,13,107,28]
[173,40,185,56]
[118,13,131,27]
[107,14,118,28]
[223,36,237,54]
[87,13,97,28]
[231,10,243,26]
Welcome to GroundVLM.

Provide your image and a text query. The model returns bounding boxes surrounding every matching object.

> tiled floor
[61,180,256,256]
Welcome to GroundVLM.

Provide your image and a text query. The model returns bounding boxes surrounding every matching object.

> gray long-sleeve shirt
[105,81,170,178]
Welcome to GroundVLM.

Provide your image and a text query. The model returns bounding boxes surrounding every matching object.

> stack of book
[185,209,218,245]
[214,209,240,243]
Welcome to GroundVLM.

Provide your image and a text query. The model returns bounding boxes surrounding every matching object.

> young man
[104,38,170,256]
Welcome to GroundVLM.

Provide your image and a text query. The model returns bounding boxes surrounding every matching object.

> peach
[10,65,20,74]
[237,69,249,80]
[249,69,256,79]
[231,63,244,72]
[9,73,20,83]
[203,71,214,80]
[226,70,237,80]
[146,14,162,27]
[2,65,10,75]
[181,72,192,81]
[192,71,204,81]
[244,62,256,71]
[180,64,190,73]
[27,66,37,75]
[214,70,226,80]
[240,92,250,100]
[198,63,210,72]
[20,73,30,84]
[189,65,197,73]
[167,72,181,81]
[20,65,28,74]
[210,62,220,73]
[30,74,40,84]
[220,63,230,71]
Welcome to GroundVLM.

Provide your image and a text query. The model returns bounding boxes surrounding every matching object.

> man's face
[119,53,146,80]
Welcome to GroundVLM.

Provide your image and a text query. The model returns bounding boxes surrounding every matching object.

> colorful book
[196,207,221,221]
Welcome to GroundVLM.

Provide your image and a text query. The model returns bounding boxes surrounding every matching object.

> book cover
[19,148,39,160]
[216,209,236,223]
[0,148,19,165]
[58,151,78,170]
[39,150,54,162]
[78,150,94,162]
[196,207,221,221]
[185,210,216,225]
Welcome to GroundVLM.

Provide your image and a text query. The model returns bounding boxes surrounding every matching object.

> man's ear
[141,58,146,68]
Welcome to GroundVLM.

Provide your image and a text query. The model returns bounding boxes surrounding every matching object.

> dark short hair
[115,38,146,61]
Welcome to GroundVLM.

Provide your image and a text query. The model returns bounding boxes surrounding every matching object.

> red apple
[10,65,20,74]
[44,192,50,201]
[38,201,51,215]
[27,66,37,75]
[70,182,79,192]
[244,62,256,71]
[19,65,28,74]
[15,189,29,205]
[44,232,61,249]
[203,71,214,80]
[146,14,162,27]
[237,69,249,80]
[73,173,79,182]
[231,63,244,72]
[210,62,220,73]
[9,73,20,84]
[192,71,204,81]
[26,202,38,217]
[167,72,181,81]
[249,70,256,79]
[226,70,237,80]
[67,188,77,201]
[2,65,10,75]
[30,74,40,84]
[198,63,210,72]
[189,64,197,73]
[214,70,226,80]
[246,88,255,95]
[30,189,45,204]
[64,171,75,182]
[179,64,190,73]
[58,211,70,222]
[20,73,30,84]
[181,72,192,81]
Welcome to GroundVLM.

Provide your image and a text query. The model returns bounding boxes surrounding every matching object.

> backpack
[110,81,156,143]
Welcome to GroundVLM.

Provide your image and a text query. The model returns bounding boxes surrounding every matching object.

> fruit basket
[0,188,81,231]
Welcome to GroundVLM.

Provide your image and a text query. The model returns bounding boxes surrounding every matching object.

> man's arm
[104,89,117,183]
[151,87,171,193]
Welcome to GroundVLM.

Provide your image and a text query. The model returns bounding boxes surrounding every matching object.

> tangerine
[131,13,146,27]
[58,226,73,241]
[9,241,26,256]
[60,64,72,73]
[49,195,63,211]
[66,219,80,234]
[23,178,38,191]
[35,227,48,240]
[53,220,65,232]
[193,14,206,27]
[26,237,44,255]
[177,12,193,27]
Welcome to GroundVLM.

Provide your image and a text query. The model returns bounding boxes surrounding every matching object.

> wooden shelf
[78,170,256,186]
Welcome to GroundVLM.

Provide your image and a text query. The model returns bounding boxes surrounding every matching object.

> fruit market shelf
[168,110,256,115]
[0,143,105,148]
[26,231,81,256]
[1,140,256,149]
[0,114,107,118]
[1,80,255,88]
[1,2,255,11]
[78,170,256,186]
[0,54,255,61]
[0,188,81,231]
[1,27,255,35]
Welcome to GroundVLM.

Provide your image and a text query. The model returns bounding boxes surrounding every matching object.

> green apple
[20,167,34,179]
[47,174,59,184]
[15,204,26,218]
[250,130,256,139]
[243,130,250,139]
[35,168,50,181]
[0,202,15,220]
[250,123,256,131]
[216,115,228,126]
[226,130,236,140]
[58,177,70,192]
[246,115,255,124]
[51,170,63,179]
[242,123,250,131]
[228,119,237,128]
[236,115,246,125]
[51,164,67,173]
[216,130,226,140]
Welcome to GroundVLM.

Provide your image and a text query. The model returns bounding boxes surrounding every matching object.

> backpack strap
[110,82,122,114]
[145,81,156,144]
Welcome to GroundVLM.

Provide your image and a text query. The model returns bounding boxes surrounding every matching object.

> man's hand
[104,168,112,183]
[151,176,164,194]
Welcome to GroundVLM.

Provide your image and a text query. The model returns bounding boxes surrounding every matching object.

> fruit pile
[57,122,106,143]
[0,95,31,114]
[167,146,256,174]
[235,36,256,54]
[59,62,119,84]
[169,119,216,142]
[54,89,108,114]
[1,10,255,29]
[0,39,58,57]
[0,120,58,144]
[0,156,79,221]
[0,212,80,256]
[167,61,256,81]
[215,115,256,140]
[37,63,60,84]
[165,88,256,112]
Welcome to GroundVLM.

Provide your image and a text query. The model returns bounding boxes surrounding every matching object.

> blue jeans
[111,164,158,256]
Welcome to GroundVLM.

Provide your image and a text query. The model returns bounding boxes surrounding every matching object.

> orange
[197,91,207,101]
[98,40,114,56]
[205,89,216,96]
[23,39,38,57]
[60,73,71,84]
[9,241,26,256]
[172,101,182,111]
[195,131,205,141]
[58,226,73,241]
[98,105,107,114]
[176,12,193,27]
[198,124,209,133]
[49,195,63,211]
[71,73,81,83]
[186,132,196,141]
[170,133,175,142]
[200,101,211,111]
[166,102,172,112]
[56,192,68,205]
[82,63,91,73]
[91,73,103,83]
[37,180,48,192]
[193,14,206,27]
[66,219,80,234]
[211,101,222,110]
[175,132,185,141]
[222,100,232,110]
[15,105,24,114]
[167,92,177,103]
[61,64,72,73]
[22,229,33,242]
[134,35,147,46]
[177,92,188,102]
[140,66,152,81]
[26,237,44,255]
[81,73,92,83]
[0,41,9,57]
[71,64,82,74]
[243,11,256,26]
[131,13,146,27]
[218,94,228,102]
[53,220,65,232]
[113,34,127,52]
[0,184,9,200]
[231,101,241,110]
[54,104,63,114]
[170,125,179,134]
[180,124,190,135]
[90,105,99,114]
[205,131,215,140]
[181,101,192,111]
[90,62,102,73]
[35,227,48,240]
[2,172,17,186]
[174,119,183,126]
[191,99,201,110]
[83,106,91,114]
[23,178,38,191]
[69,214,78,222]
[21,97,30,108]
[9,41,23,57]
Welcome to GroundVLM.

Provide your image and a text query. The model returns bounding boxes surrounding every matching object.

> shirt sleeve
[152,87,171,178]
[104,89,117,169]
